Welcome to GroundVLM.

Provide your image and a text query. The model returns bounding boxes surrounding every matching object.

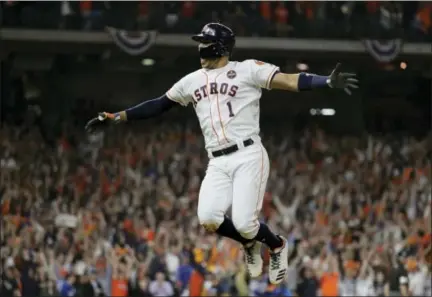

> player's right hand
[85,112,115,133]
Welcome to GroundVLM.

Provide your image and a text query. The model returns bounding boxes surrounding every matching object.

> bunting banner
[363,39,403,63]
[106,27,158,56]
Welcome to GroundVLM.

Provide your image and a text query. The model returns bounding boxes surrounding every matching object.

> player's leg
[197,161,253,245]
[231,144,288,284]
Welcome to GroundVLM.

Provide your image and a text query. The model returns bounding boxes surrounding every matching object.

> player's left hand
[328,63,359,95]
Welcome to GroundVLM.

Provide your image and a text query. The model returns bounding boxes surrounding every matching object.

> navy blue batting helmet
[192,23,235,59]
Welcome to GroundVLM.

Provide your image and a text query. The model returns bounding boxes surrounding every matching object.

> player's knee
[232,216,259,240]
[197,210,223,233]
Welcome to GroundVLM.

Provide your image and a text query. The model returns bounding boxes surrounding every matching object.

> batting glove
[85,112,119,133]
[328,63,359,95]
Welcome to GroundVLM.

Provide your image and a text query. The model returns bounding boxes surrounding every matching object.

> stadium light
[321,108,335,116]
[309,108,335,116]
[141,58,155,66]
[296,62,309,71]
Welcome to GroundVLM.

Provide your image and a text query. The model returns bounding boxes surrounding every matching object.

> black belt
[211,139,254,157]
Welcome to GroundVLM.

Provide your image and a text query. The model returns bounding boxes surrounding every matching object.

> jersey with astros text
[166,60,280,150]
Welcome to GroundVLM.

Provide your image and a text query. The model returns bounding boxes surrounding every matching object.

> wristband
[298,73,330,91]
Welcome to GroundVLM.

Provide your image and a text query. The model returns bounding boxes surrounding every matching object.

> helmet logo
[203,26,216,36]
[227,70,236,79]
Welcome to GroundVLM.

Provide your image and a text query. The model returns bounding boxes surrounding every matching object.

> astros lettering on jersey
[166,59,279,151]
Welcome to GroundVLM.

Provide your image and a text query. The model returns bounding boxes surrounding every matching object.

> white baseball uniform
[166,59,279,239]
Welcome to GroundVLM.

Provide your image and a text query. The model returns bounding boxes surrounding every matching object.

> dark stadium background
[1,2,431,139]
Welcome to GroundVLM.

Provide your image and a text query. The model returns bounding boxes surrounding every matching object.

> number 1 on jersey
[226,101,235,117]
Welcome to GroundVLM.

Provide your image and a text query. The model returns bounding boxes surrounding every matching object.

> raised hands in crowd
[1,122,431,297]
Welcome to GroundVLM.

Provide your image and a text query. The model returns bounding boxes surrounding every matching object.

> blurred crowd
[2,1,432,41]
[1,117,431,297]
[2,1,431,296]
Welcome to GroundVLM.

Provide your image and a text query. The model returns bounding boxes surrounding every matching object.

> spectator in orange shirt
[413,3,432,35]
[137,1,150,29]
[181,1,196,19]
[110,249,134,297]
[260,1,272,22]
[189,269,204,296]
[274,2,291,37]
[111,276,128,297]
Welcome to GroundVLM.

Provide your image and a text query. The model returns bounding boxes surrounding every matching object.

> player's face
[198,43,217,69]
[200,58,214,68]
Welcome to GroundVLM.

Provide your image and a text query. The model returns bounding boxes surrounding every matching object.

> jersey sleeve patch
[247,59,280,90]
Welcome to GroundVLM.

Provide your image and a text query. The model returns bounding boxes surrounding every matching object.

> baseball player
[85,23,358,284]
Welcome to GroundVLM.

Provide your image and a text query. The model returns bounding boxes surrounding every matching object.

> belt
[211,138,254,157]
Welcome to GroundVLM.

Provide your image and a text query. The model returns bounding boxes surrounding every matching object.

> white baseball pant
[197,141,270,239]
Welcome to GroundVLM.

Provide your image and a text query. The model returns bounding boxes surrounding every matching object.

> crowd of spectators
[1,117,431,297]
[2,1,432,41]
[1,1,431,296]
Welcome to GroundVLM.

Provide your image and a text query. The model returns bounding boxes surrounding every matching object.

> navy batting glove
[328,63,359,95]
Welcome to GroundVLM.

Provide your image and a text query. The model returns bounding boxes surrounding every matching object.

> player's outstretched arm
[84,94,176,132]
[270,63,359,95]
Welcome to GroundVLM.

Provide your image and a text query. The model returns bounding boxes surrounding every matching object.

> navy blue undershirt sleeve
[124,94,177,121]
